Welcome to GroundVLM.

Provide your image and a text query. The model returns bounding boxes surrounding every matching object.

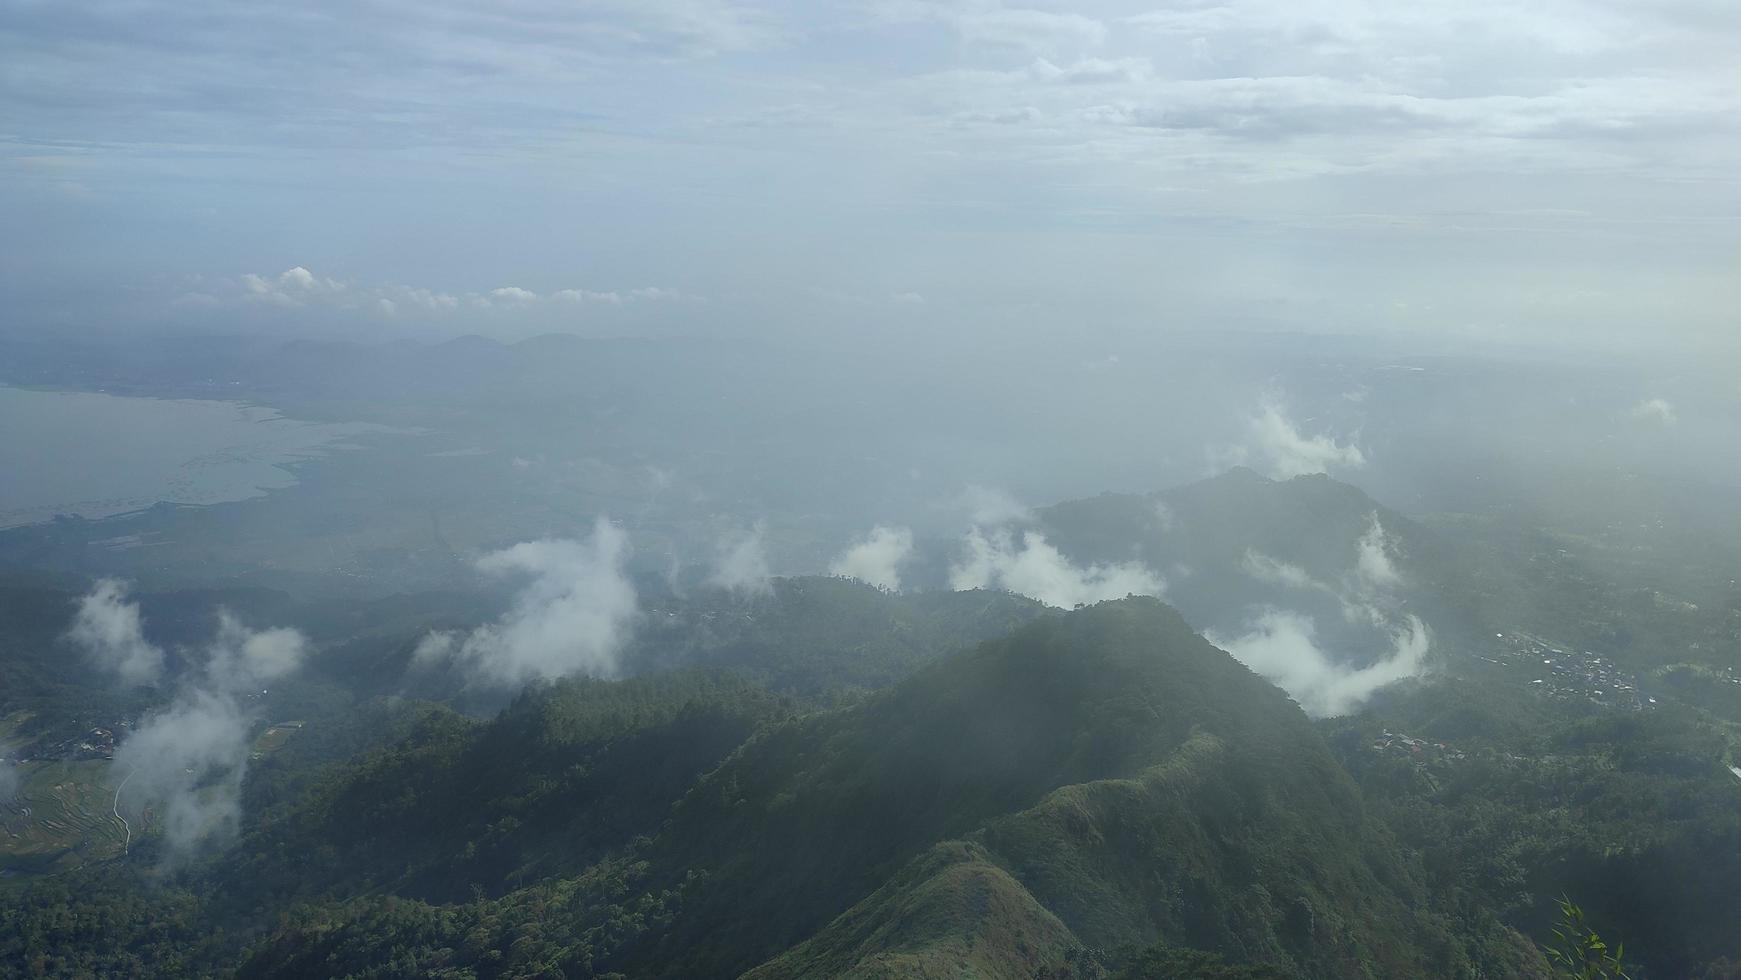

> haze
[5,5,1741,978]
[3,0,1739,353]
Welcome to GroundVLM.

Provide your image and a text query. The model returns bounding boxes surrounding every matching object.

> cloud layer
[7,0,1738,348]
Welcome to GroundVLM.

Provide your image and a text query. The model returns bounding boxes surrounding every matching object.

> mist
[950,526,1165,609]
[416,518,638,687]
[1213,513,1430,715]
[4,2,1741,973]
[67,579,164,686]
[1222,401,1366,481]
[706,524,774,598]
[829,527,914,592]
[1210,611,1431,719]
[102,601,311,855]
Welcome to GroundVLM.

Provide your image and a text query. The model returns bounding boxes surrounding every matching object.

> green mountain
[230,598,1545,979]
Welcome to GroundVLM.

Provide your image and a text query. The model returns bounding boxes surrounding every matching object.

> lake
[0,386,383,528]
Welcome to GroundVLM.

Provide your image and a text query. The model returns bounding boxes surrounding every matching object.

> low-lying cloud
[416,519,638,686]
[67,579,165,686]
[1210,610,1430,718]
[1631,397,1677,425]
[828,525,914,591]
[707,523,774,598]
[958,484,1033,526]
[1221,513,1427,715]
[950,526,1165,608]
[1225,400,1366,479]
[115,688,253,853]
[102,601,311,856]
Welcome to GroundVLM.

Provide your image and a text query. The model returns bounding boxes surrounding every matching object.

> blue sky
[3,0,1737,349]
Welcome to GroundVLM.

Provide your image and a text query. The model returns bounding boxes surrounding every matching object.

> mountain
[231,598,1546,979]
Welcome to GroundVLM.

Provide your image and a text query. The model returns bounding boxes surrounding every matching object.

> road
[112,766,136,855]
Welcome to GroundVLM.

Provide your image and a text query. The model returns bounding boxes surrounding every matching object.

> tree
[1547,896,1633,980]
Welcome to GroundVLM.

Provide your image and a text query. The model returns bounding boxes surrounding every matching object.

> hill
[234,598,1546,979]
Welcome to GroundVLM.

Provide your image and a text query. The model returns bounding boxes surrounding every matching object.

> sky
[3,0,1738,349]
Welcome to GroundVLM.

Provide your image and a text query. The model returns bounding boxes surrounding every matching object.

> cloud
[103,604,312,856]
[950,526,1165,608]
[553,286,686,305]
[1244,512,1405,624]
[1631,397,1678,424]
[1242,550,1331,593]
[1029,56,1150,85]
[66,579,165,686]
[958,484,1032,525]
[173,267,690,328]
[707,523,774,597]
[204,611,309,693]
[1224,513,1426,714]
[954,7,1108,52]
[240,267,345,307]
[1209,610,1429,718]
[1354,513,1401,590]
[418,519,638,686]
[488,286,538,304]
[829,525,914,591]
[113,688,251,854]
[1228,400,1366,479]
[1151,498,1177,533]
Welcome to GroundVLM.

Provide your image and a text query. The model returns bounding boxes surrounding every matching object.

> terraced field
[251,720,305,759]
[0,759,127,877]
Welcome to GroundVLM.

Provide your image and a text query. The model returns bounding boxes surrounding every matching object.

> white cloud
[1029,56,1150,85]
[1229,400,1366,479]
[100,602,313,857]
[66,579,164,686]
[553,286,686,305]
[1354,513,1401,590]
[176,269,688,326]
[706,523,774,597]
[113,688,251,854]
[1151,498,1177,533]
[1631,397,1678,424]
[1226,512,1425,714]
[829,525,914,591]
[1209,610,1429,718]
[204,611,309,693]
[279,266,318,290]
[950,525,1165,608]
[955,6,1108,52]
[419,519,638,686]
[959,484,1031,525]
[1242,550,1330,593]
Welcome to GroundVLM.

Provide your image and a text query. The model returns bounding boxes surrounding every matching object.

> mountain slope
[613,599,1541,978]
[231,598,1546,979]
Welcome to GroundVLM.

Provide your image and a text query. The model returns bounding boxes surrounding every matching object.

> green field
[0,758,127,878]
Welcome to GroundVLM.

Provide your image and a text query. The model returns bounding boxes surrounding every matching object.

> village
[1479,629,1654,711]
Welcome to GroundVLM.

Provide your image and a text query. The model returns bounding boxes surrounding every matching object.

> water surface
[0,386,381,528]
